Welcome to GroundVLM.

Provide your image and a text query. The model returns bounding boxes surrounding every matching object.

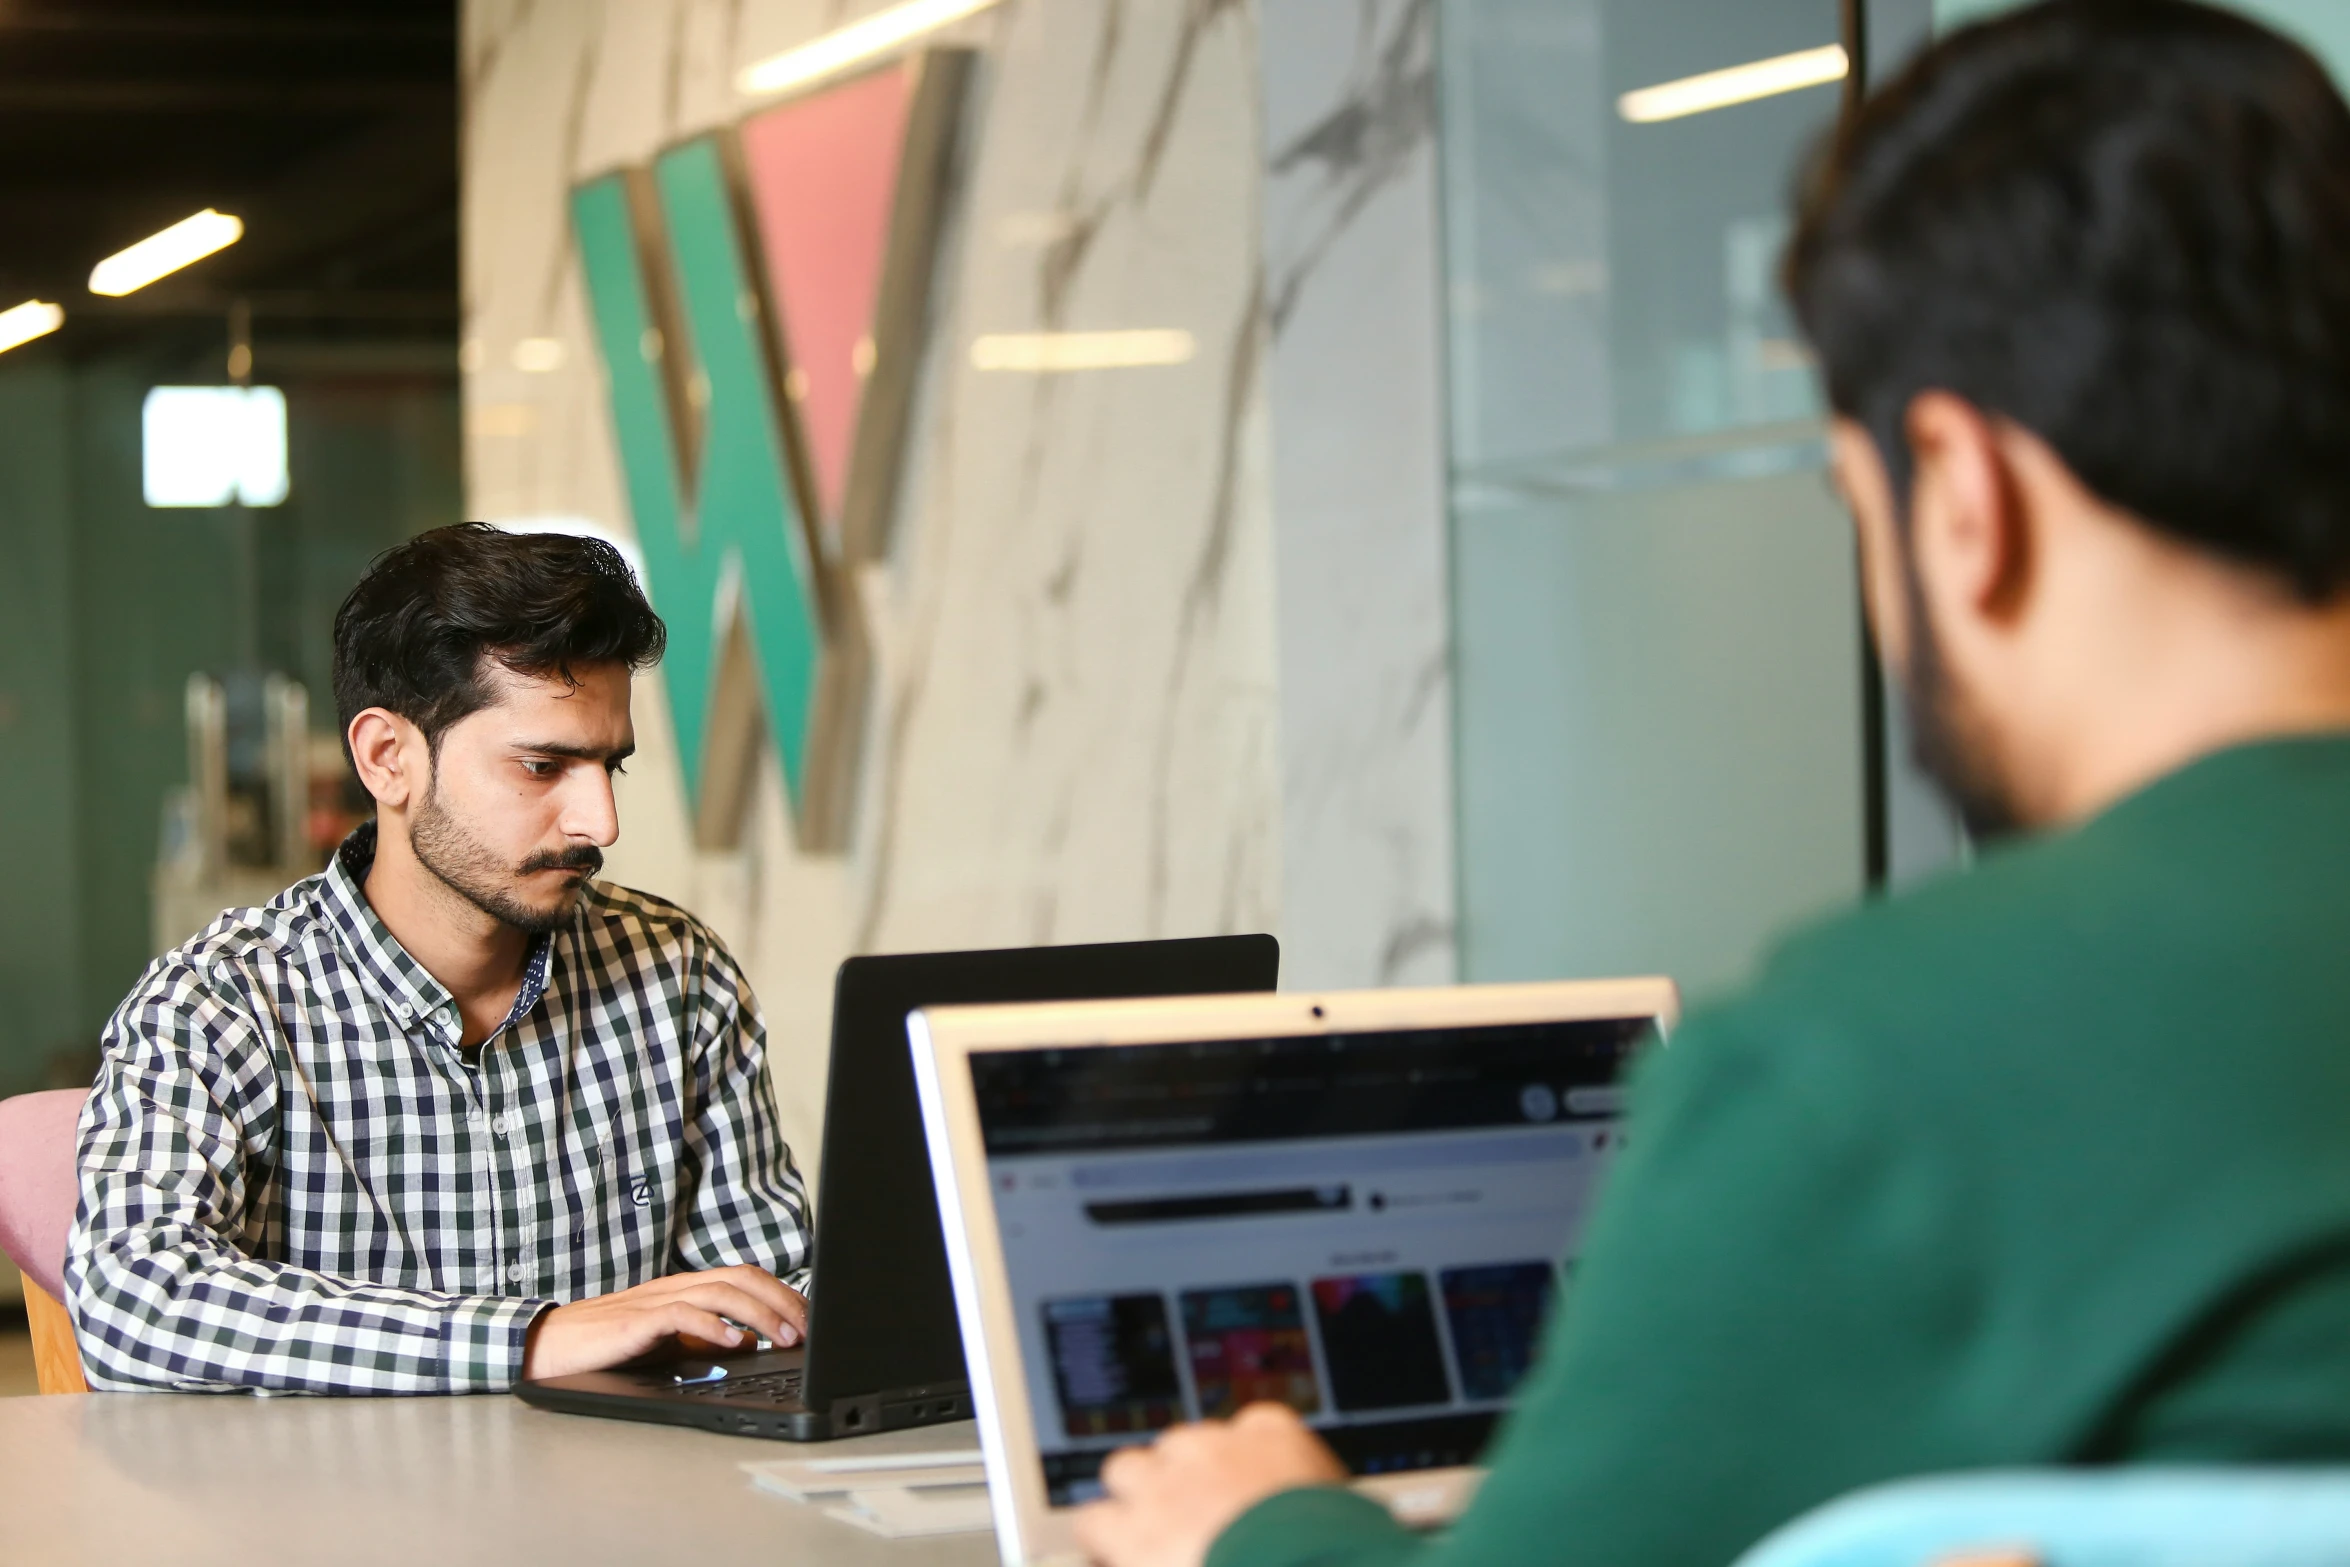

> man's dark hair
[1786,0,2350,602]
[332,523,666,757]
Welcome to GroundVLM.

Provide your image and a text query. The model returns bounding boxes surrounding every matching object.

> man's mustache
[519,845,604,876]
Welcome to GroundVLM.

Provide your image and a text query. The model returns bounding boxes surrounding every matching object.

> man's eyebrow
[512,740,636,763]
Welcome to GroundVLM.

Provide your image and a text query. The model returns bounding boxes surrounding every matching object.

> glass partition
[1441,0,1865,999]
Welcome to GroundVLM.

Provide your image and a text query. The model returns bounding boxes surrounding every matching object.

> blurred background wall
[0,362,455,1095]
[0,3,461,1099]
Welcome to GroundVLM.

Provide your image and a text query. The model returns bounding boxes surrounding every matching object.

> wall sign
[572,49,969,852]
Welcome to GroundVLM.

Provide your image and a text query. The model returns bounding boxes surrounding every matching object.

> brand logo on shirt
[570,51,969,855]
[629,1176,653,1209]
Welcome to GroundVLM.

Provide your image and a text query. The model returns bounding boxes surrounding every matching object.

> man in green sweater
[1075,4,2350,1566]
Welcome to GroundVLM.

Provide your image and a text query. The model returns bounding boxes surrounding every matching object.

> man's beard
[1897,550,2022,842]
[410,778,602,934]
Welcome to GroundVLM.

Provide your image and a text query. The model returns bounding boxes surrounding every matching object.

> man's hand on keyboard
[1075,1403,1348,1567]
[521,1265,809,1381]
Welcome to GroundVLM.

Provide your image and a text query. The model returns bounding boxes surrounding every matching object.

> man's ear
[347,708,424,811]
[1904,390,2031,627]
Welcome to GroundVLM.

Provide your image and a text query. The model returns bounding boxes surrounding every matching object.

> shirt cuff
[1207,1486,1422,1567]
[441,1296,556,1393]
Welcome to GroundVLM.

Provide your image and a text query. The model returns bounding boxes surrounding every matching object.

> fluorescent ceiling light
[143,385,288,508]
[469,403,538,439]
[512,337,566,373]
[1618,44,1848,124]
[969,329,1197,373]
[738,0,1000,97]
[0,299,63,354]
[90,209,245,296]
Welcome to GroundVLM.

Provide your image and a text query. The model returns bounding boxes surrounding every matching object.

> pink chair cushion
[0,1089,88,1300]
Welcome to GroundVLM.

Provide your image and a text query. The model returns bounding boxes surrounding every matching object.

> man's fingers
[710,1268,805,1345]
[1070,1498,1132,1563]
[1097,1442,1155,1498]
[1233,1401,1299,1431]
[640,1266,804,1342]
[671,1279,793,1342]
[1156,1421,1218,1458]
[715,1265,807,1341]
[664,1302,750,1349]
[711,1264,806,1327]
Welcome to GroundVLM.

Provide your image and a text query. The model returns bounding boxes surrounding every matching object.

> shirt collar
[321,822,559,1043]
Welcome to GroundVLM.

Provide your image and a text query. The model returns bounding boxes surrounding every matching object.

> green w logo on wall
[571,50,968,852]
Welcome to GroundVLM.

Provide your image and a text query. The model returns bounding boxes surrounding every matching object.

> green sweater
[1213,734,2350,1567]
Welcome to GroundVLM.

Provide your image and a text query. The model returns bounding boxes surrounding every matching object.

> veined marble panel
[1259,0,1458,988]
[463,0,1282,1172]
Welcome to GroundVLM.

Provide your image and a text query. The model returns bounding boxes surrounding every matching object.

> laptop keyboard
[675,1366,804,1402]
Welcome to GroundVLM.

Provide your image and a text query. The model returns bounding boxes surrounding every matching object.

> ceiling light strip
[737,0,1000,98]
[0,299,64,354]
[89,209,245,297]
[969,329,1196,373]
[1618,44,1849,124]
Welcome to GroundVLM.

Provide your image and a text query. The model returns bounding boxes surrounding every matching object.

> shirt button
[490,1114,510,1137]
[506,1262,525,1283]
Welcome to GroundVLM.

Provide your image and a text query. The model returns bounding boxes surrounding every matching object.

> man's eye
[522,760,557,778]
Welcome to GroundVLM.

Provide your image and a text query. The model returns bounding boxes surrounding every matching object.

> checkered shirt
[65,824,811,1394]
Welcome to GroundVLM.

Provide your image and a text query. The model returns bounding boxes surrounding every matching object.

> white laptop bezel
[908,978,1679,1567]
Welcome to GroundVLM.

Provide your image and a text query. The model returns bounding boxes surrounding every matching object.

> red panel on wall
[738,65,913,549]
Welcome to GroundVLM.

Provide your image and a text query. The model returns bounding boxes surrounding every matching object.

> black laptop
[516,934,1280,1440]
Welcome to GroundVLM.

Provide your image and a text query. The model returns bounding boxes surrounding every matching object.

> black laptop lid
[801,935,1280,1405]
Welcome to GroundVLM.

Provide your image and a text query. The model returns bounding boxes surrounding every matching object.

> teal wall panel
[0,365,85,1094]
[0,357,456,1089]
[69,364,244,1038]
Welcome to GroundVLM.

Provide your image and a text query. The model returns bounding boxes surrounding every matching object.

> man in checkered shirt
[65,523,812,1393]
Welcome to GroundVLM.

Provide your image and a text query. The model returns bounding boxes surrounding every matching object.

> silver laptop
[909,978,1678,1567]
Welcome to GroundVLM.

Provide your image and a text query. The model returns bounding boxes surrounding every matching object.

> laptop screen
[967,1015,1655,1504]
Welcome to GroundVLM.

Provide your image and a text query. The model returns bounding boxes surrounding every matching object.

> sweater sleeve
[1212,1003,1966,1567]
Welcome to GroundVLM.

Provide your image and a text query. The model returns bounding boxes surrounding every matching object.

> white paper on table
[797,1447,985,1473]
[824,1484,995,1538]
[746,1460,987,1502]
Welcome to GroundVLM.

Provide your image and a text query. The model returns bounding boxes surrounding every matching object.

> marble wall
[1258,0,1457,990]
[462,0,1302,1170]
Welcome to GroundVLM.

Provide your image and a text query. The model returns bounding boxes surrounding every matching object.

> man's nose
[561,768,621,846]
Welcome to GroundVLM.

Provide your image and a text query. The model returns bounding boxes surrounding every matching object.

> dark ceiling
[0,0,457,362]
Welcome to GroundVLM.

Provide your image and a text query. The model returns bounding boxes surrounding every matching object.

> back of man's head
[1787,0,2350,603]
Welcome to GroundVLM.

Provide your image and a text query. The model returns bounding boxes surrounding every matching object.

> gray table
[0,1392,1001,1565]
